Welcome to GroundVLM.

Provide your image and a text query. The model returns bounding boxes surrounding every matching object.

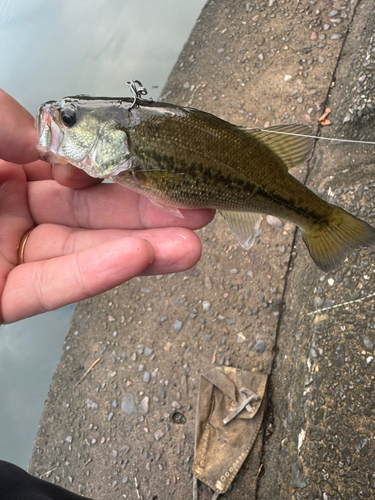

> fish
[36,95,375,272]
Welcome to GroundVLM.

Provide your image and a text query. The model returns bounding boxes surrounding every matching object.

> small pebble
[314,297,324,308]
[362,335,374,350]
[266,215,282,228]
[144,347,153,356]
[121,394,138,415]
[154,430,164,441]
[86,399,98,410]
[143,372,151,383]
[247,341,255,351]
[254,339,266,354]
[204,276,213,290]
[141,396,150,414]
[202,301,211,312]
[174,320,183,333]
[237,332,246,344]
[243,307,252,316]
[230,268,239,275]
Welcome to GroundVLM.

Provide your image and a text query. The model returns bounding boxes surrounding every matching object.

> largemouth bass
[36,95,375,272]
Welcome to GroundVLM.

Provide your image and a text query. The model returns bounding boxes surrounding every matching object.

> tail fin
[302,207,375,272]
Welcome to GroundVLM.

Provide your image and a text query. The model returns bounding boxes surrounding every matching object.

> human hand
[0,89,214,323]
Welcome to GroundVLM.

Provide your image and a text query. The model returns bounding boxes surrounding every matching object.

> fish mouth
[36,103,69,164]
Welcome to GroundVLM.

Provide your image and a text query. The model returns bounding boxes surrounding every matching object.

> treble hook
[126,79,153,109]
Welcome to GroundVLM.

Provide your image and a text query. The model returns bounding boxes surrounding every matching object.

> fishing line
[259,129,375,146]
[127,80,375,146]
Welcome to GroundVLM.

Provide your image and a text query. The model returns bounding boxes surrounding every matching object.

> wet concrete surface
[29,0,375,499]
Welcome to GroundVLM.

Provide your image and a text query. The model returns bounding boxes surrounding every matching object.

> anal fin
[220,211,262,249]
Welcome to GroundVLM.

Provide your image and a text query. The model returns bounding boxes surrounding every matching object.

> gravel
[173,320,183,333]
[121,394,138,415]
[254,339,266,354]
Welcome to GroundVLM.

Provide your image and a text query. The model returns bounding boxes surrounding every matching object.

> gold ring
[17,227,35,265]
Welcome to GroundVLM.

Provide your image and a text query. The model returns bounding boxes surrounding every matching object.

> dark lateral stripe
[257,187,322,221]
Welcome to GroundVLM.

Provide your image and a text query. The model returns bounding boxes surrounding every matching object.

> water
[0,305,75,467]
[0,0,206,468]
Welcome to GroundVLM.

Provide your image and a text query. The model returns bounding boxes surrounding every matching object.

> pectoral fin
[149,199,184,218]
[220,211,262,249]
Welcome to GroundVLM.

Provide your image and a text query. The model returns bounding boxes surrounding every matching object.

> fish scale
[126,115,324,220]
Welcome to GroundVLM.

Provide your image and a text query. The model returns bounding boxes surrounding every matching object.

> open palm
[0,90,213,324]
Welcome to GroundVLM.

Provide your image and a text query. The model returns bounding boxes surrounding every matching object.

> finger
[23,160,53,181]
[52,163,103,189]
[23,160,97,185]
[28,180,215,230]
[0,89,39,164]
[21,224,202,275]
[0,161,34,265]
[2,237,154,323]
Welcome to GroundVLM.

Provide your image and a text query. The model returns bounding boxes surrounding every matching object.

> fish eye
[60,108,76,127]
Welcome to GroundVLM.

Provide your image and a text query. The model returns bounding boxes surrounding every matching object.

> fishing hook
[126,79,153,109]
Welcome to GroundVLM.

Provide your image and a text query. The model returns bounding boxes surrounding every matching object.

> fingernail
[142,239,154,263]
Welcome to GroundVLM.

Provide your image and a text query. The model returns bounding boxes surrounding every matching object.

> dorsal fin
[246,124,314,170]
